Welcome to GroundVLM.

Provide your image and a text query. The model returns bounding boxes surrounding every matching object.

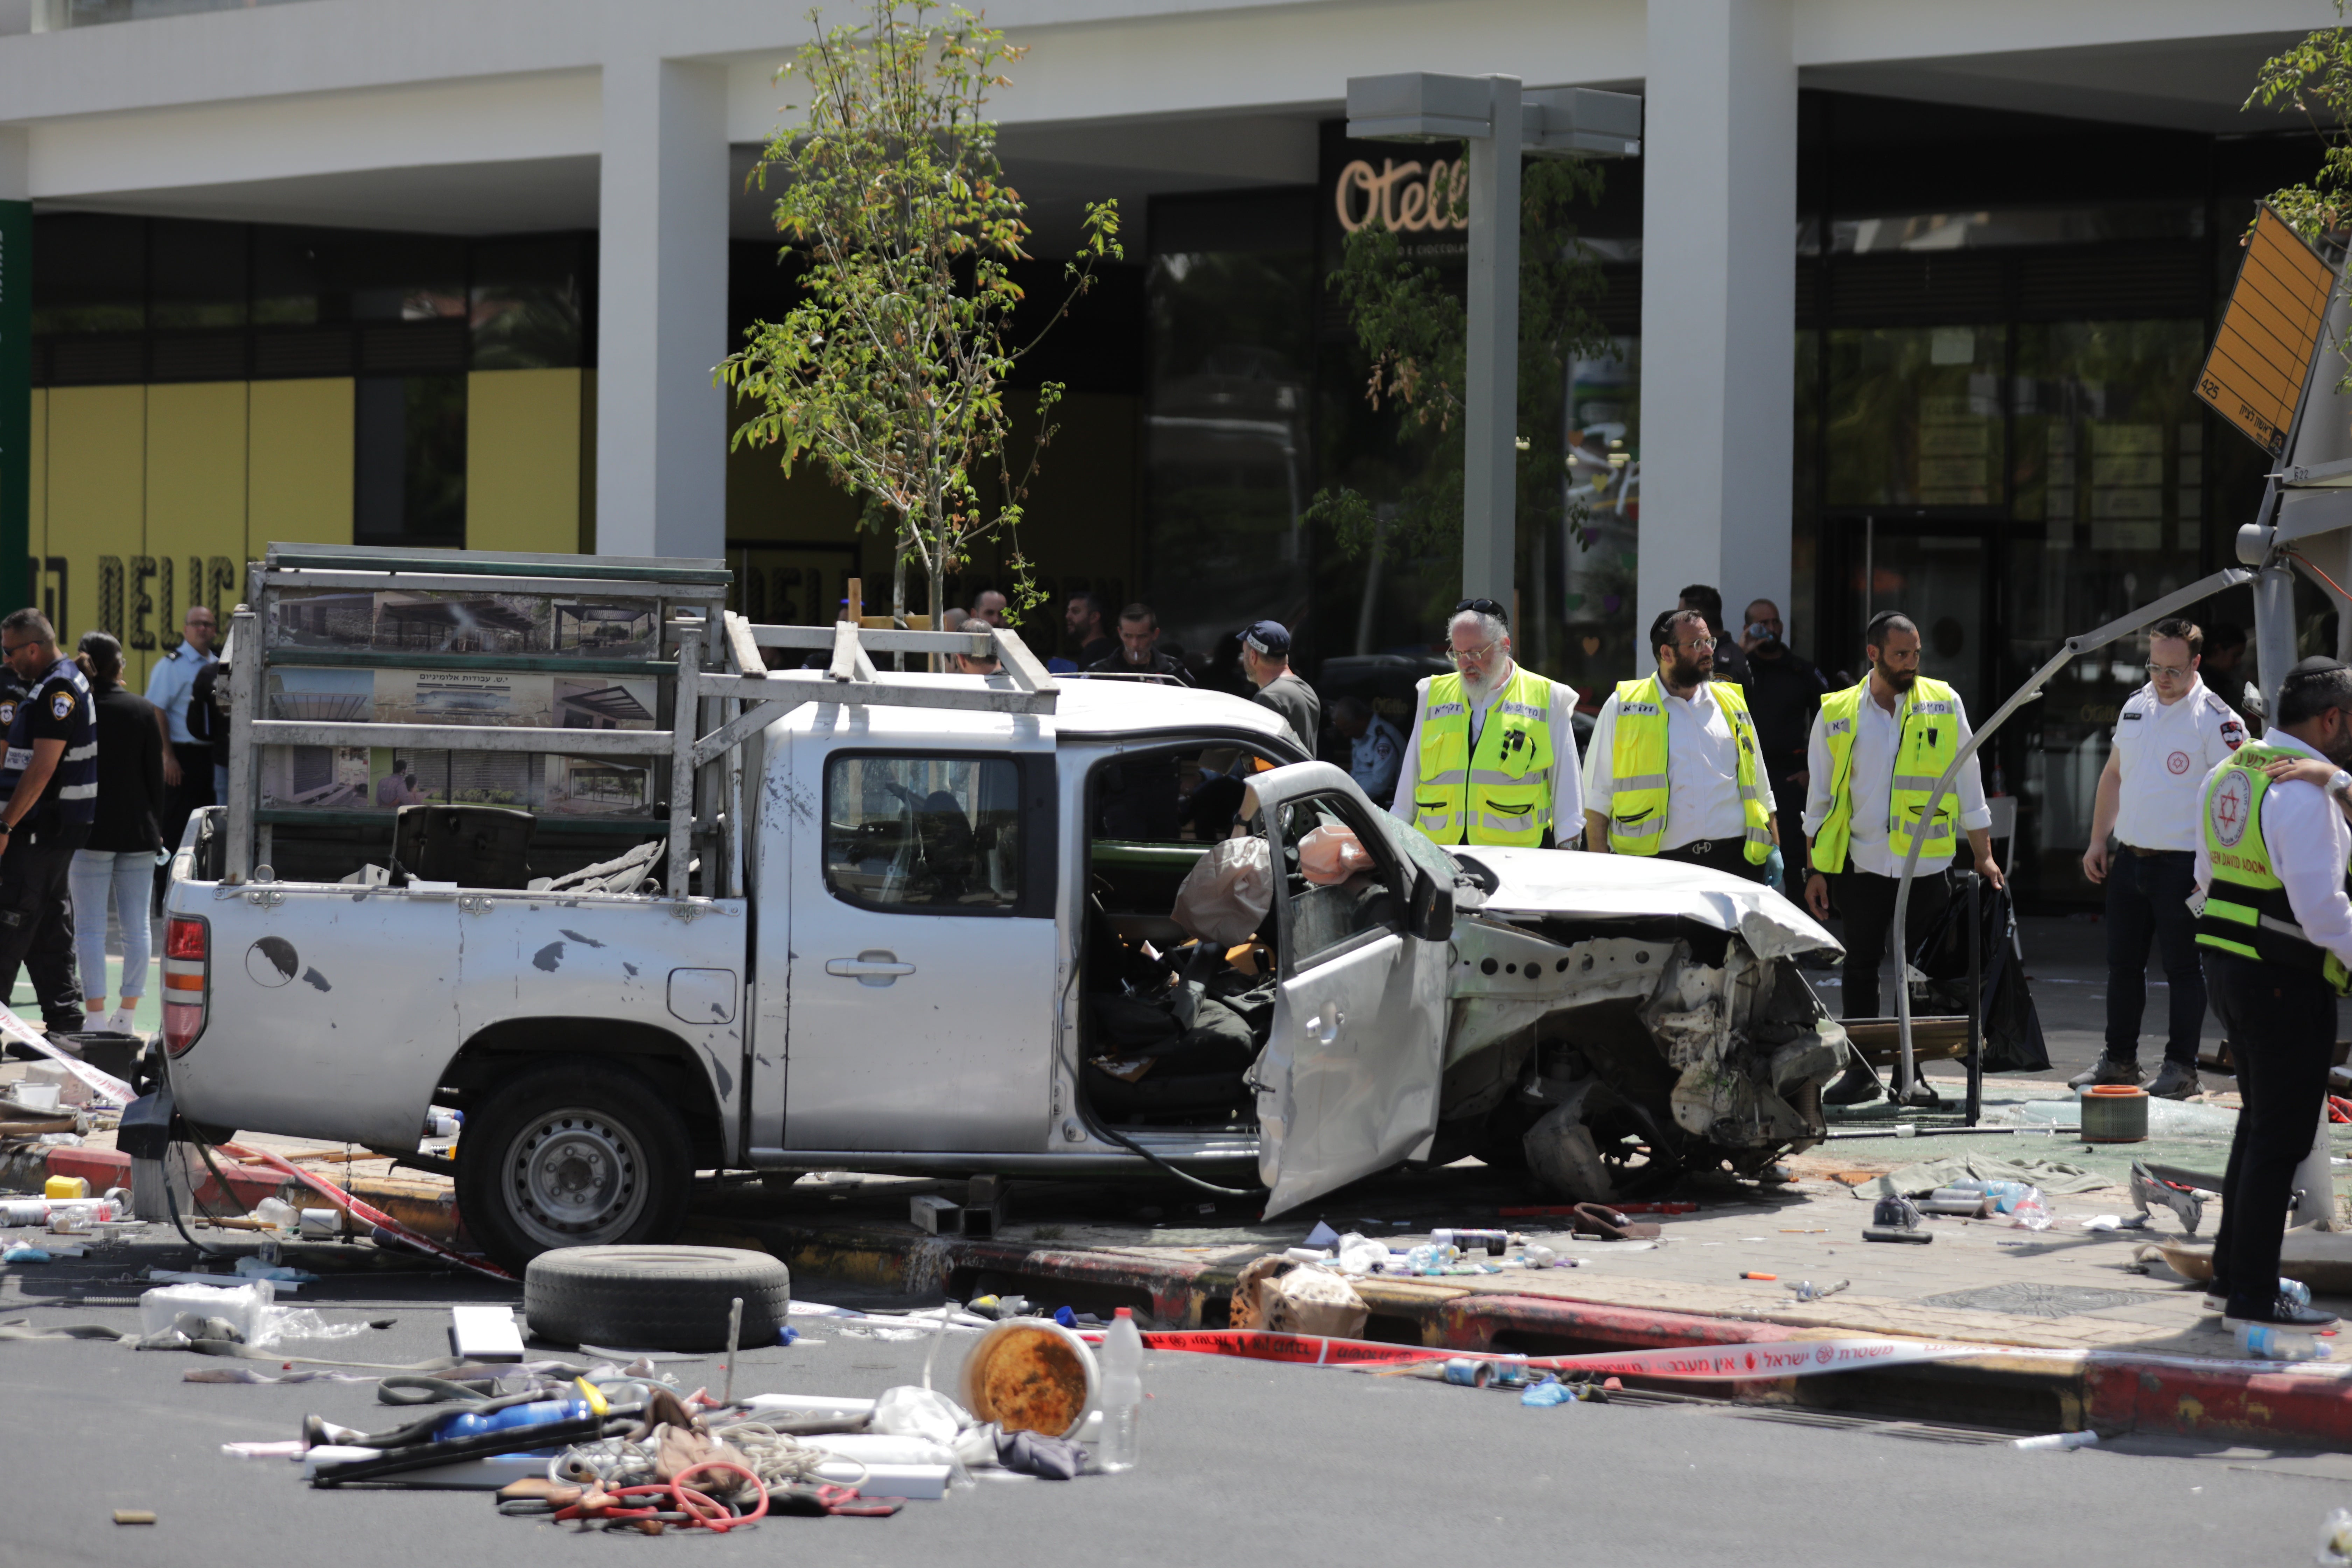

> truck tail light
[163,915,208,1057]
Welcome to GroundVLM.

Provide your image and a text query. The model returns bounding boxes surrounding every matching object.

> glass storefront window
[149,218,247,331]
[30,213,144,334]
[355,376,467,547]
[1826,326,2003,507]
[471,236,588,370]
[2007,318,2207,892]
[1551,337,1640,702]
[1144,236,1315,665]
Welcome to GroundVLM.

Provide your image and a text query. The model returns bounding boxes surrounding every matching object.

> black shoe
[2067,1055,2145,1091]
[2146,1061,2202,1100]
[1823,1062,1884,1106]
[2224,1295,2340,1330]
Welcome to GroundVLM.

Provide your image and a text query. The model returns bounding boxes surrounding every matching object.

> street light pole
[1461,77,1522,612]
[1345,75,1641,609]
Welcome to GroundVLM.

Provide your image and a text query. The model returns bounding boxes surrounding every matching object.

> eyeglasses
[2149,662,2194,680]
[1671,638,1714,653]
[0,643,29,658]
[1454,598,1508,623]
[1449,640,1503,665]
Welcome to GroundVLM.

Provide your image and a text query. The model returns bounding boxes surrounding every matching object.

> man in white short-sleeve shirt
[2078,617,2245,1098]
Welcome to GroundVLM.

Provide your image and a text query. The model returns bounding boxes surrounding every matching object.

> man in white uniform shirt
[2076,618,2246,1098]
[1582,607,1778,881]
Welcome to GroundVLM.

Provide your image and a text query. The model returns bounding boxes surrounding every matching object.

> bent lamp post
[1344,74,1642,610]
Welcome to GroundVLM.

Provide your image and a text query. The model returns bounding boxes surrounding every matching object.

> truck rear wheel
[458,1062,692,1272]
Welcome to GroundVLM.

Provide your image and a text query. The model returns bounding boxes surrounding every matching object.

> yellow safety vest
[1809,676,1964,875]
[1411,665,1556,847]
[2196,744,2352,992]
[1603,676,1772,863]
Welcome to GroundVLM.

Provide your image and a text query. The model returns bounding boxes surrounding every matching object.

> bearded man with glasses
[1389,600,1583,848]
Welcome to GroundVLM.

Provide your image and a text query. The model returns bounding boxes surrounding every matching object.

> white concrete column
[1636,0,1796,644]
[595,53,729,560]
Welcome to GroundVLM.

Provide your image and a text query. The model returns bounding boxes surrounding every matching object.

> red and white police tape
[1116,1328,2066,1380]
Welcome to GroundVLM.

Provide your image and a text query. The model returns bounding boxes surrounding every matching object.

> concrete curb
[713,1214,2352,1449]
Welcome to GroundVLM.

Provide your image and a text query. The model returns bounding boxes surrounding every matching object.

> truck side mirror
[1407,866,1453,942]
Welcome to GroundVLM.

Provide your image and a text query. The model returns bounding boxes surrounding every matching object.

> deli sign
[1332,154,1466,235]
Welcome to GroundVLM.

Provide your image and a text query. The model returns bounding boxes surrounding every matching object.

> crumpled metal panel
[1442,917,1670,1067]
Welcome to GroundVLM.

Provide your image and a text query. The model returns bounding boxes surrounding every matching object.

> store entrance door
[1818,514,1995,717]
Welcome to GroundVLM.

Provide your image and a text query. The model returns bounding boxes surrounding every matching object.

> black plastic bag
[1906,878,2050,1074]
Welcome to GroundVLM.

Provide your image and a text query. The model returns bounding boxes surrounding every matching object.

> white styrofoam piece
[812,1461,949,1500]
[449,1304,525,1361]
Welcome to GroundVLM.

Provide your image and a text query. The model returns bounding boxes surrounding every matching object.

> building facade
[0,0,2342,903]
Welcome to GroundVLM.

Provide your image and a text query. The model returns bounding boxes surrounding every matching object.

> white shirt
[1801,681,1993,875]
[2110,676,2246,853]
[2194,729,2352,969]
[1388,664,1584,840]
[144,641,216,745]
[1582,681,1756,851]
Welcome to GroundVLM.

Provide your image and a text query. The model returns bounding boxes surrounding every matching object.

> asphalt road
[1,1237,2346,1568]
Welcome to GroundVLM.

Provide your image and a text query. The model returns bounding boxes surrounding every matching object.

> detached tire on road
[525,1245,791,1352]
[457,1062,693,1273]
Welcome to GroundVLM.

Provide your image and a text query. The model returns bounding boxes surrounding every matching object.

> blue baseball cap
[1243,620,1291,657]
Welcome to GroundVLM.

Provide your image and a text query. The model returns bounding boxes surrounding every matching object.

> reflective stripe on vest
[2196,745,2352,992]
[1809,676,1963,875]
[1605,676,1772,863]
[1412,666,1557,847]
[0,658,97,830]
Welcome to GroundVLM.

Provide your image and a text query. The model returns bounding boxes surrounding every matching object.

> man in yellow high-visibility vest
[1801,611,2004,1103]
[1390,600,1583,848]
[1581,607,1778,881]
[2192,657,2352,1334]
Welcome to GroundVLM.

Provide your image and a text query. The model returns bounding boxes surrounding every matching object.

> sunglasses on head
[1454,598,1508,623]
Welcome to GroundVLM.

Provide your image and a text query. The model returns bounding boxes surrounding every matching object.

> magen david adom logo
[2211,768,2255,849]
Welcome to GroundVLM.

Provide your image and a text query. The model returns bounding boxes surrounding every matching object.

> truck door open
[1246,762,1450,1216]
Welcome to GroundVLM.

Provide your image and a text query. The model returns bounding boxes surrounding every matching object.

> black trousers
[1655,837,1770,883]
[154,742,215,914]
[2205,950,2336,1308]
[0,823,86,1035]
[2104,847,2205,1068]
[1830,867,1953,1020]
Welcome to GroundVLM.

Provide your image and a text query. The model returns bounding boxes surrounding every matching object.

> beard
[1667,650,1712,687]
[1460,662,1500,704]
[1876,659,1918,692]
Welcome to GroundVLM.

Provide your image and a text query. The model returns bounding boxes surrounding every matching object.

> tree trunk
[891,531,909,672]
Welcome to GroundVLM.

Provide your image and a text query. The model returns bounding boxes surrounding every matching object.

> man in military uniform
[1582,607,1778,880]
[1391,601,1582,848]
[0,610,96,1038]
[2192,656,2352,1333]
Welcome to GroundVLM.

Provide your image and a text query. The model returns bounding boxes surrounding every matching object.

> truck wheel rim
[504,1110,649,1248]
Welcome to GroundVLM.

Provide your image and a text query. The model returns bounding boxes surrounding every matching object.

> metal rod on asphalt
[724,1296,743,1406]
[1965,869,1983,1128]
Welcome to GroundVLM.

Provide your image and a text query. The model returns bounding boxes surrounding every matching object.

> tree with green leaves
[719,0,1120,630]
[1306,158,1616,614]
[2251,13,2352,243]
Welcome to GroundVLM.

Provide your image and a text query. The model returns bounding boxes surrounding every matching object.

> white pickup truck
[154,546,1848,1270]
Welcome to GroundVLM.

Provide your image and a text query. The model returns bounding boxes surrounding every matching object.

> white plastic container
[139,1279,276,1344]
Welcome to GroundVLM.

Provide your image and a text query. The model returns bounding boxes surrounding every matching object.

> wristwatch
[2331,770,2352,803]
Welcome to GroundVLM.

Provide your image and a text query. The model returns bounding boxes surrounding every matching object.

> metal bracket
[243,888,285,909]
[457,895,491,916]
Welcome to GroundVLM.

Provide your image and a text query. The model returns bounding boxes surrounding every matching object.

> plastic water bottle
[2284,1278,2314,1310]
[1098,1307,1143,1474]
[2236,1322,2331,1362]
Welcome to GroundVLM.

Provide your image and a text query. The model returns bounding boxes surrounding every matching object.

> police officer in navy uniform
[0,610,96,1037]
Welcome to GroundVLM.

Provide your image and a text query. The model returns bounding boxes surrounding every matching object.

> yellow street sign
[2198,206,2339,455]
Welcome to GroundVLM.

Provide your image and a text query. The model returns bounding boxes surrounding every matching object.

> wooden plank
[2198,206,2340,455]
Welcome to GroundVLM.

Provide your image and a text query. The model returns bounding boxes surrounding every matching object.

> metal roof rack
[221,545,1057,900]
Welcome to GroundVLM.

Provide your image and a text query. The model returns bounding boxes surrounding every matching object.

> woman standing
[70,631,164,1035]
